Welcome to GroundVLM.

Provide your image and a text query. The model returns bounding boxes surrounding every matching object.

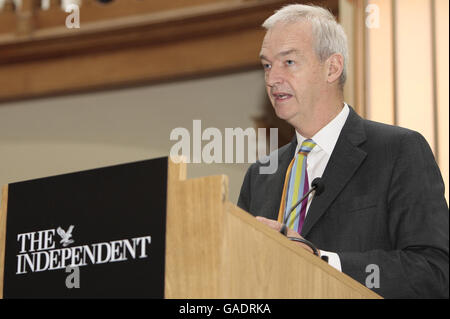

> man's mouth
[272,92,293,102]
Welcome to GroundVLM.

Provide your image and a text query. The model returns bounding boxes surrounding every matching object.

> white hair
[262,4,349,87]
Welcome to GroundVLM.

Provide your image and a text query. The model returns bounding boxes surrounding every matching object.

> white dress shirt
[294,103,350,272]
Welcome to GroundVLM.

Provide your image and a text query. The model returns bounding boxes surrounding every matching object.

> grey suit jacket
[237,107,449,298]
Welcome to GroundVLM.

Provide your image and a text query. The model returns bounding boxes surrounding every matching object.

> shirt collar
[295,103,350,155]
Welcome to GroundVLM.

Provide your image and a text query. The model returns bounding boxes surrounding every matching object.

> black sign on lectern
[2,157,168,298]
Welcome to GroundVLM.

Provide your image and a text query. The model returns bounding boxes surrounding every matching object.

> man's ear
[326,53,344,84]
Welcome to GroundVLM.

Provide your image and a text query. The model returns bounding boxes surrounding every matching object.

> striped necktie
[277,139,316,234]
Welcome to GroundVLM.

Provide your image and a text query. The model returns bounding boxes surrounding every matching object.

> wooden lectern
[166,159,380,298]
[0,158,381,298]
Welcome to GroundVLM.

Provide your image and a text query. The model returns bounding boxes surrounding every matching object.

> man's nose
[266,66,284,87]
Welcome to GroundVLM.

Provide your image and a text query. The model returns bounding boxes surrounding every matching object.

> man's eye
[286,60,295,65]
[262,63,271,70]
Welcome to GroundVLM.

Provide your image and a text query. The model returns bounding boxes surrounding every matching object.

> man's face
[260,21,328,126]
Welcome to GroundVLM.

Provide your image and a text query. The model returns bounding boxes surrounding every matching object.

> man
[237,4,448,298]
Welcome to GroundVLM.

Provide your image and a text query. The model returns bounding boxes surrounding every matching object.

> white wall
[0,70,267,205]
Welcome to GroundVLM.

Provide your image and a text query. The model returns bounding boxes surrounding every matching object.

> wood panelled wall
[364,0,449,202]
[0,0,338,102]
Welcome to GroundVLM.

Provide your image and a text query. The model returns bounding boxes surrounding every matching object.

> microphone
[278,177,325,257]
[283,177,324,225]
[279,177,325,235]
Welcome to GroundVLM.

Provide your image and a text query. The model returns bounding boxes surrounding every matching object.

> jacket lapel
[301,107,367,237]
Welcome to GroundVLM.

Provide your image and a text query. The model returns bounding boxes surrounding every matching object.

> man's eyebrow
[259,49,301,61]
[278,49,301,57]
[259,53,269,61]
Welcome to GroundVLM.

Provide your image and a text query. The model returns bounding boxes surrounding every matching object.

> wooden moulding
[0,0,338,102]
[0,0,296,64]
[0,27,265,102]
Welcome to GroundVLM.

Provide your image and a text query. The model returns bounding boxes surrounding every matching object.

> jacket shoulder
[362,119,430,147]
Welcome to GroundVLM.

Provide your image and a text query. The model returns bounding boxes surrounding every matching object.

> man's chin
[273,108,301,129]
[273,107,294,122]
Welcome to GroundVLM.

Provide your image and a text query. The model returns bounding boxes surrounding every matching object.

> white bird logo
[57,225,75,247]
